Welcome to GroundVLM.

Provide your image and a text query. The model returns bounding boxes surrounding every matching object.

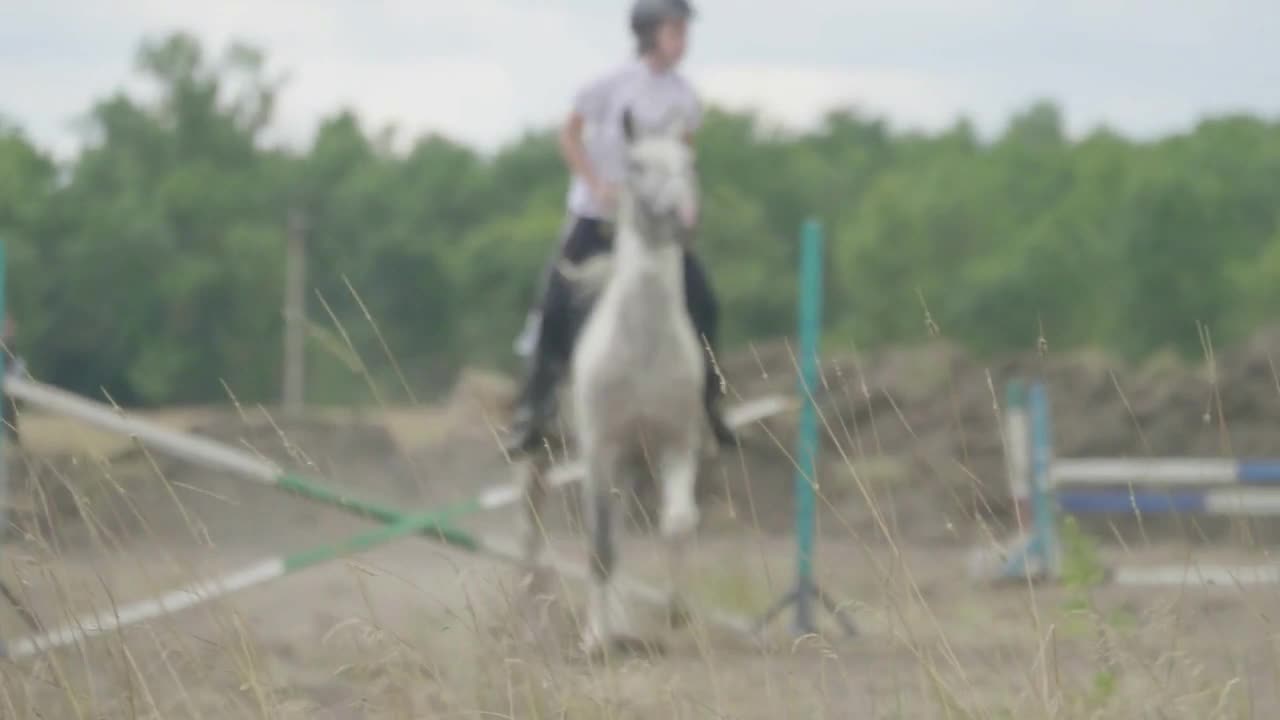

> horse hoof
[516,614,564,656]
[581,632,662,662]
[660,504,700,538]
[666,596,694,630]
[520,566,556,600]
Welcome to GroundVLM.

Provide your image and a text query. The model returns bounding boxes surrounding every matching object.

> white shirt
[566,59,702,220]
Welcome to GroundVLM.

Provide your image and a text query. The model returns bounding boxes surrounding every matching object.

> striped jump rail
[1055,458,1280,515]
[975,378,1280,585]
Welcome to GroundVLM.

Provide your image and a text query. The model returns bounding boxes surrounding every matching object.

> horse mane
[557,254,614,302]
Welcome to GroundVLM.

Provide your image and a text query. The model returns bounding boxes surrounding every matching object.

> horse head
[619,106,699,247]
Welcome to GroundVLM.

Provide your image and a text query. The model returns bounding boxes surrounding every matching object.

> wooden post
[283,209,306,412]
[0,238,8,539]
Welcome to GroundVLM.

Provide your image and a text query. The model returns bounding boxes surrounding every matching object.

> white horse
[572,108,705,656]
[516,107,707,657]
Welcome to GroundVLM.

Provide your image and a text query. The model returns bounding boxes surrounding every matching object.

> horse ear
[621,107,636,144]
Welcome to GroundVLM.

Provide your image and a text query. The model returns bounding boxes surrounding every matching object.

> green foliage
[2,32,1280,406]
[1059,516,1107,593]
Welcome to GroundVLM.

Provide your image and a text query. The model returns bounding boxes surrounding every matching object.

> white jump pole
[1023,378,1280,587]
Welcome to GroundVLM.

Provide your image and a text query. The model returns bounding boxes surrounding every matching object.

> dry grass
[0,298,1275,719]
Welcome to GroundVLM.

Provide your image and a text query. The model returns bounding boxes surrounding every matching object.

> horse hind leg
[517,454,554,608]
[507,453,568,652]
[658,440,701,630]
[581,445,641,658]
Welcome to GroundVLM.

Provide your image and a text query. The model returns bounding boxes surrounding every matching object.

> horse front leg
[581,444,639,657]
[517,452,554,604]
[659,440,702,630]
[510,451,567,656]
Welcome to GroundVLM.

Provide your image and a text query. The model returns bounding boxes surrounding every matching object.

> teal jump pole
[793,217,823,634]
[1027,380,1058,577]
[751,219,855,637]
[996,379,1057,580]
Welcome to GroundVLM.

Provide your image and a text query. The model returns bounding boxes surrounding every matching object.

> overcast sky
[3,1,1277,159]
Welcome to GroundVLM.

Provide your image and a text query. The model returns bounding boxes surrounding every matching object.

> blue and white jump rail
[971,378,1280,587]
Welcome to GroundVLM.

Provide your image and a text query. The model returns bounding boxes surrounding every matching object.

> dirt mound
[6,410,429,554]
[417,330,1280,545]
[446,367,517,417]
[718,327,1280,543]
[16,327,1280,556]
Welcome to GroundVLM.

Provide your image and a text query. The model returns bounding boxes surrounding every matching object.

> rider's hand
[590,177,618,209]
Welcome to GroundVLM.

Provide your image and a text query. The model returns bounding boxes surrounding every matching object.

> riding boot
[504,350,564,456]
[681,251,738,448]
[703,354,739,448]
[505,249,582,456]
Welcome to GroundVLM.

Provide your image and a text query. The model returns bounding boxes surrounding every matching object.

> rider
[504,0,737,455]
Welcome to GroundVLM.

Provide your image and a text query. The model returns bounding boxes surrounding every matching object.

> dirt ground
[3,334,1280,719]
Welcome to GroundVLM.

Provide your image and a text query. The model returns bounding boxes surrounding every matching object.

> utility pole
[283,208,306,413]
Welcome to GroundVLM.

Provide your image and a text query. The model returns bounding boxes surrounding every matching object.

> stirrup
[504,382,560,457]
[706,400,739,448]
[503,425,544,456]
[513,312,541,359]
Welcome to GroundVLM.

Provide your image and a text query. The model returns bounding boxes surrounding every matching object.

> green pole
[794,218,823,634]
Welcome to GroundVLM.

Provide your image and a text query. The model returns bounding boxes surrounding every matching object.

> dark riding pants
[533,216,723,404]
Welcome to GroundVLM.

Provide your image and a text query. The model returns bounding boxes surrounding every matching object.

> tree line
[1,31,1276,407]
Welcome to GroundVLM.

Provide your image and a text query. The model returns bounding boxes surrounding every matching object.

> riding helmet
[630,0,696,51]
